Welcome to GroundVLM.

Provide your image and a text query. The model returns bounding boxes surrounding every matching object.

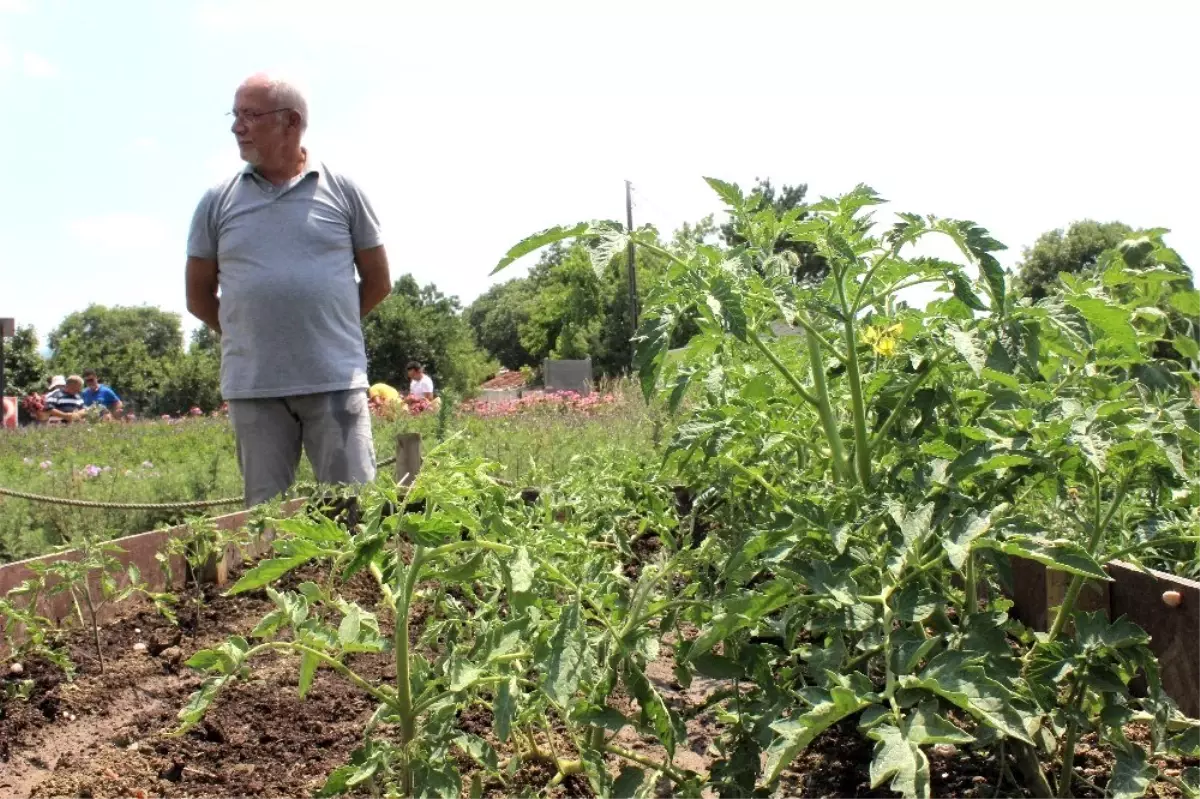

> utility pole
[624,181,639,360]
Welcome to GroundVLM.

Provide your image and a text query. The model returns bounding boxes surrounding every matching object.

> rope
[0,454,399,511]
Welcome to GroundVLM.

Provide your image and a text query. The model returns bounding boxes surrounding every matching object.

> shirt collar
[241,149,321,180]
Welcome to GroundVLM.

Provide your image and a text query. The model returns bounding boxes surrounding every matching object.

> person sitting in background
[44,375,87,424]
[405,361,435,404]
[81,369,123,418]
[368,382,401,405]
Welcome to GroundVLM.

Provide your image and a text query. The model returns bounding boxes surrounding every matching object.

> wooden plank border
[0,498,305,657]
[1008,555,1200,717]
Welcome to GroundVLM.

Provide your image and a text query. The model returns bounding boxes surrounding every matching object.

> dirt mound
[480,371,528,390]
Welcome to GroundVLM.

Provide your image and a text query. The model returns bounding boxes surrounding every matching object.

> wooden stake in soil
[395,433,422,487]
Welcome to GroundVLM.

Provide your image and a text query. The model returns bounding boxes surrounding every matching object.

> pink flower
[189,406,203,416]
[84,465,102,478]
[161,414,171,420]
[39,460,52,469]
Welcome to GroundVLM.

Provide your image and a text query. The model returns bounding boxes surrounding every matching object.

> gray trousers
[227,389,377,508]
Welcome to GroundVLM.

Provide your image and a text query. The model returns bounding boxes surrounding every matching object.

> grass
[0,385,659,564]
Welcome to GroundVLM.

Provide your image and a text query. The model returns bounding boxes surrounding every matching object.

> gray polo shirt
[186,154,383,400]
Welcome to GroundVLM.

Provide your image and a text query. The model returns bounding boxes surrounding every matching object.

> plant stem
[82,582,104,674]
[1010,740,1055,798]
[748,331,820,408]
[1046,471,1130,644]
[963,552,978,620]
[832,273,872,486]
[1107,535,1200,564]
[394,550,423,747]
[425,540,515,562]
[805,328,852,483]
[1057,683,1086,798]
[260,642,399,711]
[603,743,687,783]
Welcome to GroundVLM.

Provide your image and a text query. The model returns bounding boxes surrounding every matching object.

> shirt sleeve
[102,387,121,404]
[186,188,220,260]
[341,176,384,251]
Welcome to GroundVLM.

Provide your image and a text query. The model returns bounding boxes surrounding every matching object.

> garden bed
[3,551,1196,799]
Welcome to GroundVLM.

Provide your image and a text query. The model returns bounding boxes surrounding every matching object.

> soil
[480,372,528,391]
[2,559,1196,799]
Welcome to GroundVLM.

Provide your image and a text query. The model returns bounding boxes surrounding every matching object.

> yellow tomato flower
[862,322,903,356]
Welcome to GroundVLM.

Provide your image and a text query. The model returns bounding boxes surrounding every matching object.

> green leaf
[1168,725,1200,757]
[184,649,227,672]
[762,685,873,785]
[298,650,318,699]
[978,535,1110,581]
[494,677,517,743]
[174,675,230,734]
[906,700,974,745]
[704,177,745,211]
[449,658,484,692]
[889,502,935,549]
[574,705,632,733]
[455,733,499,771]
[227,554,316,595]
[612,766,647,798]
[634,310,676,401]
[1109,744,1156,799]
[338,604,362,647]
[1068,429,1110,474]
[691,653,743,680]
[1067,296,1139,355]
[947,327,986,377]
[688,581,793,657]
[274,515,348,544]
[708,274,748,341]
[902,651,1032,743]
[508,547,534,594]
[538,598,587,705]
[868,723,930,799]
[1173,335,1200,361]
[250,608,289,639]
[626,659,684,757]
[492,223,589,275]
[944,510,992,571]
[411,760,461,799]
[894,585,939,623]
[1169,289,1200,317]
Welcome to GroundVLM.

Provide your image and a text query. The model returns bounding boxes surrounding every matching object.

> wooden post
[395,432,422,487]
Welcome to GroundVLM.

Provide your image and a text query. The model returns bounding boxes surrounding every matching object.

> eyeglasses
[226,108,293,123]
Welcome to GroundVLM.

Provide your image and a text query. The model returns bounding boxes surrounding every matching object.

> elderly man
[185,73,391,508]
[44,375,87,424]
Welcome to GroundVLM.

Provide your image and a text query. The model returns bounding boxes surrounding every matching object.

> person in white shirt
[405,361,435,403]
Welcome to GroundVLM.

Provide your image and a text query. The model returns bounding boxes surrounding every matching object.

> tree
[466,280,537,371]
[48,304,185,411]
[719,177,829,284]
[1013,220,1136,300]
[3,324,46,398]
[362,276,496,397]
[190,325,221,355]
[153,349,222,416]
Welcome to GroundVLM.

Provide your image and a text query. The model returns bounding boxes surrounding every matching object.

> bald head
[237,72,309,133]
[231,72,309,176]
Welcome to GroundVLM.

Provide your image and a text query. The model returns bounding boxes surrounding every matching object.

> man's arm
[355,245,391,318]
[185,256,222,333]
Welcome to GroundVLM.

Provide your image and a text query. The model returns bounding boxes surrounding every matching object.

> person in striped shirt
[44,375,87,424]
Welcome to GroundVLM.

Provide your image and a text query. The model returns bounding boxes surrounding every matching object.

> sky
[1,0,1197,351]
